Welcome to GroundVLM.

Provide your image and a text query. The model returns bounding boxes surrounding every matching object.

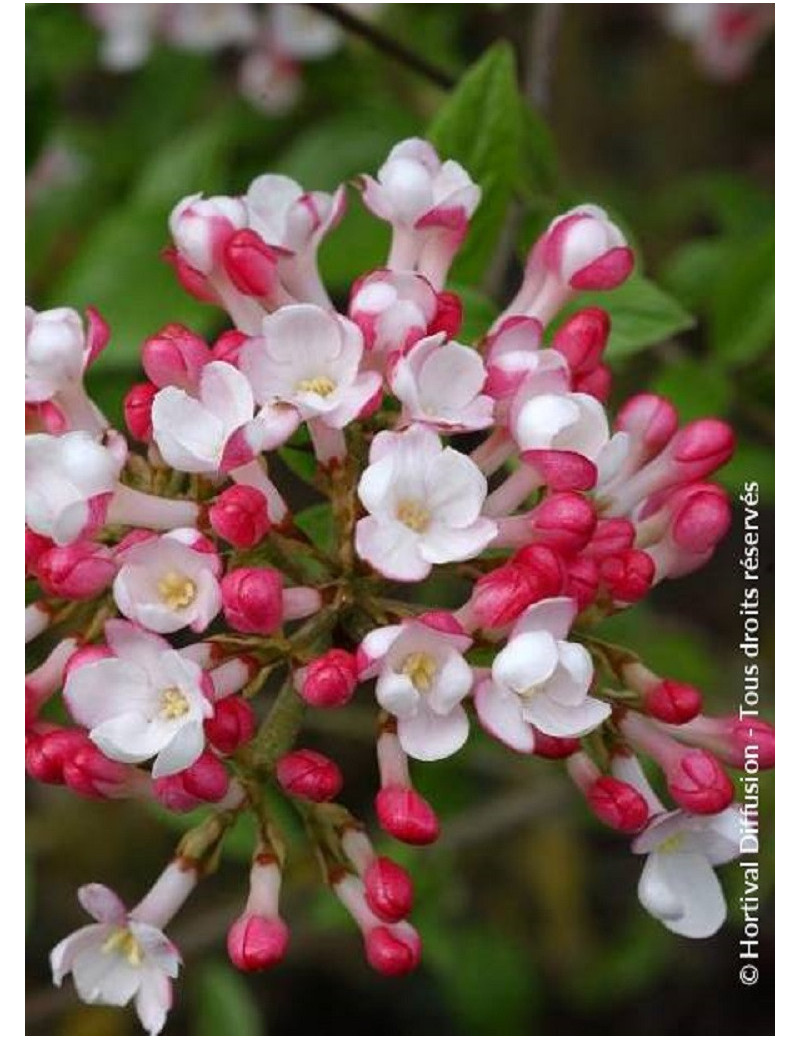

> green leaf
[294,503,335,554]
[191,960,262,1035]
[660,238,734,312]
[710,229,774,367]
[450,283,499,343]
[557,274,695,358]
[133,118,231,209]
[652,358,733,421]
[717,443,775,504]
[428,42,523,283]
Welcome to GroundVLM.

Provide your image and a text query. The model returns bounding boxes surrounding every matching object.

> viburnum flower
[475,597,609,749]
[359,616,473,761]
[355,425,497,581]
[64,620,214,776]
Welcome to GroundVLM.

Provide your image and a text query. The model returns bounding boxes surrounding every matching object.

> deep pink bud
[429,290,463,339]
[670,419,735,474]
[574,363,612,402]
[551,307,610,376]
[375,785,440,845]
[275,749,343,802]
[598,549,655,603]
[727,718,775,770]
[470,563,544,629]
[645,680,703,724]
[671,487,732,554]
[62,743,129,799]
[181,751,230,802]
[417,610,467,637]
[584,518,636,560]
[162,247,218,303]
[211,329,248,366]
[153,774,202,813]
[227,913,290,972]
[365,924,421,977]
[209,485,271,549]
[142,323,211,391]
[26,528,54,574]
[223,229,281,298]
[25,728,87,785]
[532,730,581,759]
[564,555,600,611]
[36,542,116,600]
[123,382,158,442]
[364,857,414,923]
[512,544,566,597]
[298,649,358,708]
[221,567,283,635]
[667,749,734,815]
[615,393,679,457]
[204,696,256,754]
[529,492,597,556]
[586,776,650,832]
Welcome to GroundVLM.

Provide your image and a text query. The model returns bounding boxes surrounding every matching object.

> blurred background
[26,3,774,1035]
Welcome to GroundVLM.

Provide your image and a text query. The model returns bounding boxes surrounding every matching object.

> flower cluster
[85,3,381,114]
[26,135,774,1034]
[665,3,774,81]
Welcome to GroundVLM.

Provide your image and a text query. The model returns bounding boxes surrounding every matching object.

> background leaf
[191,960,263,1035]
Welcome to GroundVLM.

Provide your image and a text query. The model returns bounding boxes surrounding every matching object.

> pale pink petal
[638,851,726,938]
[355,517,430,581]
[418,518,497,564]
[474,680,534,753]
[397,703,469,761]
[511,596,577,641]
[523,693,610,738]
[64,659,153,728]
[135,969,172,1036]
[376,670,420,718]
[78,884,127,925]
[151,721,205,778]
[493,632,559,694]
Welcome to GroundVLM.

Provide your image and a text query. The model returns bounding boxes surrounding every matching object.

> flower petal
[474,679,534,753]
[397,704,469,762]
[492,631,559,694]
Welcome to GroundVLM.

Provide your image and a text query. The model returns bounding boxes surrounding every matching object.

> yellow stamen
[297,375,336,397]
[160,686,190,720]
[396,499,431,533]
[657,834,684,854]
[401,652,437,692]
[101,927,144,967]
[520,683,544,702]
[157,571,197,610]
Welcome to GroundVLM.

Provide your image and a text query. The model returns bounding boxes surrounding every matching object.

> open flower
[389,334,494,432]
[113,530,222,634]
[360,617,473,761]
[475,597,609,749]
[64,620,213,777]
[355,425,497,581]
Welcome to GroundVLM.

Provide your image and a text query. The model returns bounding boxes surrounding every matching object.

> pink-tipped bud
[365,924,421,977]
[26,528,54,574]
[551,306,610,376]
[529,492,597,556]
[204,696,256,754]
[221,567,283,635]
[123,382,158,442]
[209,485,271,549]
[644,680,703,724]
[162,247,217,303]
[64,643,115,680]
[36,542,116,600]
[564,555,600,611]
[671,418,735,473]
[532,729,581,759]
[512,544,566,595]
[169,193,247,274]
[142,324,211,391]
[375,785,440,846]
[153,774,203,813]
[429,290,463,339]
[298,649,359,708]
[598,549,655,603]
[543,206,634,290]
[670,487,732,554]
[181,751,230,802]
[615,393,679,458]
[666,749,734,815]
[211,329,248,366]
[276,749,342,802]
[227,913,290,972]
[25,728,87,785]
[364,857,414,923]
[223,229,281,298]
[62,742,130,800]
[586,777,650,832]
[584,518,636,560]
[574,363,612,402]
[725,717,775,770]
[470,563,544,629]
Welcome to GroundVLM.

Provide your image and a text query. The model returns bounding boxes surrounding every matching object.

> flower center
[519,682,545,702]
[102,927,143,967]
[657,834,685,854]
[160,686,190,720]
[297,375,336,397]
[396,499,431,533]
[157,570,197,610]
[401,651,437,692]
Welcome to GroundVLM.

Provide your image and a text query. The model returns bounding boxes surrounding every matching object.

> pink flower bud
[204,696,256,754]
[564,554,600,611]
[153,774,203,813]
[221,567,283,634]
[123,381,158,442]
[228,913,290,972]
[574,363,611,402]
[583,518,636,560]
[669,486,731,554]
[223,229,281,298]
[363,857,414,923]
[470,563,545,629]
[598,549,655,604]
[666,749,735,815]
[521,448,598,493]
[615,393,679,456]
[25,728,87,785]
[62,742,130,800]
[275,749,343,802]
[365,923,421,976]
[528,492,597,556]
[64,643,115,680]
[181,751,230,802]
[142,324,211,391]
[417,610,467,637]
[724,717,775,770]
[169,194,247,274]
[532,729,581,759]
[26,528,54,574]
[512,544,566,596]
[162,246,218,303]
[543,206,634,290]
[551,306,610,376]
[36,541,117,600]
[671,419,735,472]
[644,679,703,724]
[375,785,439,846]
[209,485,271,549]
[211,329,248,366]
[586,776,650,832]
[298,649,359,708]
[429,290,463,339]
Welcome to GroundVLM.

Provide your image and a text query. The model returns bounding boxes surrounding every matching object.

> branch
[306,3,456,90]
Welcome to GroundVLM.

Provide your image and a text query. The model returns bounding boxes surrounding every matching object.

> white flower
[390,333,494,432]
[25,431,122,545]
[245,174,344,257]
[475,597,609,749]
[87,4,163,71]
[349,269,438,358]
[270,3,343,59]
[355,425,497,582]
[164,4,258,52]
[151,361,255,473]
[240,304,381,429]
[632,808,740,939]
[50,882,180,1035]
[169,193,248,275]
[360,619,473,761]
[113,530,222,634]
[64,620,213,777]
[25,306,85,402]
